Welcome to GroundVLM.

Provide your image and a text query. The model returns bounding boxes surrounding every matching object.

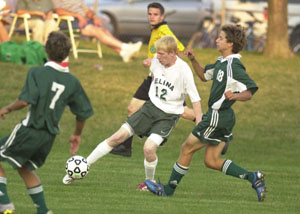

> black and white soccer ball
[65,155,89,180]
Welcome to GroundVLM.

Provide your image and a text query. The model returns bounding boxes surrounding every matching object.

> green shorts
[192,108,235,145]
[126,100,180,144]
[0,124,56,170]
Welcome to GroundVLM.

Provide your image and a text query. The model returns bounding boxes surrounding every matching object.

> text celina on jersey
[149,55,200,115]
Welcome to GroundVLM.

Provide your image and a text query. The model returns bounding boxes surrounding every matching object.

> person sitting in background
[15,0,58,45]
[52,0,142,63]
[0,0,10,42]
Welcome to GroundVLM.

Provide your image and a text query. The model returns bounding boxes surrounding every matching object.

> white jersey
[149,55,200,114]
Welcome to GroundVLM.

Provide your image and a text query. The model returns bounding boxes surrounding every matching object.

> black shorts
[133,76,152,101]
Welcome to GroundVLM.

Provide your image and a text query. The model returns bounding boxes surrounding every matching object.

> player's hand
[143,58,152,67]
[224,91,236,100]
[69,134,81,155]
[184,49,195,61]
[0,107,9,120]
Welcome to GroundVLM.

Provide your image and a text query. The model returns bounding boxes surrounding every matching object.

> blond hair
[155,35,177,53]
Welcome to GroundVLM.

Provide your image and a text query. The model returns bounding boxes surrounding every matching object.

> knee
[181,141,197,156]
[143,144,155,158]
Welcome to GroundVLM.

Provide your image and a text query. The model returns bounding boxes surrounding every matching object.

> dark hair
[147,2,165,15]
[45,31,71,62]
[221,24,247,53]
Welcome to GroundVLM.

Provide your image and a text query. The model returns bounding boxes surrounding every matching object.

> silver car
[86,0,213,40]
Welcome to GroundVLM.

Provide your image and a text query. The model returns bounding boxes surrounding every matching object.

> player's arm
[192,101,202,124]
[224,90,253,101]
[69,120,86,155]
[0,100,29,120]
[185,50,206,82]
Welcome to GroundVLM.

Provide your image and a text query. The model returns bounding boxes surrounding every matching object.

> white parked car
[85,0,213,41]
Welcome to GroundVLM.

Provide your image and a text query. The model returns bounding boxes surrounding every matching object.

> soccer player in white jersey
[145,24,266,202]
[63,35,202,189]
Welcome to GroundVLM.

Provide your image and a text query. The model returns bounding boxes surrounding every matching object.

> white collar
[219,54,242,62]
[44,61,69,73]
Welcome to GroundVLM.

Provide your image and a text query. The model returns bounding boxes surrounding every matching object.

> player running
[145,24,267,202]
[63,36,202,190]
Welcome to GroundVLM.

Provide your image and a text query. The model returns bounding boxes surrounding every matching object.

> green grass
[0,40,300,214]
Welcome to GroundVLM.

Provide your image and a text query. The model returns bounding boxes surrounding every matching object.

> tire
[289,26,300,54]
[101,12,119,37]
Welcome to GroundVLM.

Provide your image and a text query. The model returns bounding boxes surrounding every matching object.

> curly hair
[221,24,247,53]
[45,31,71,62]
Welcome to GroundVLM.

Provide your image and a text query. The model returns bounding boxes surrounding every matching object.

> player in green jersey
[145,24,267,202]
[0,31,93,214]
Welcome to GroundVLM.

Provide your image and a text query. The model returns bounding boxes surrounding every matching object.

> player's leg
[111,76,151,157]
[205,143,266,201]
[127,97,146,117]
[146,133,205,196]
[0,165,15,213]
[87,124,132,165]
[17,166,51,214]
[138,136,160,191]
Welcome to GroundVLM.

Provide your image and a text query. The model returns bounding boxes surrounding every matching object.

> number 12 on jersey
[155,86,167,101]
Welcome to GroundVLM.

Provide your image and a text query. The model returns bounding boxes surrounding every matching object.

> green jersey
[19,62,93,135]
[204,54,258,111]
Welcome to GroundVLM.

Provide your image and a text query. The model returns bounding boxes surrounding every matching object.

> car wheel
[101,12,119,37]
[289,25,300,54]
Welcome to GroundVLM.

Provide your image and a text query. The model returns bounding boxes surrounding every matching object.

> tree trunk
[263,0,293,58]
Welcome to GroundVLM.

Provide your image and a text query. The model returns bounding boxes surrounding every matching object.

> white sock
[87,140,113,166]
[144,158,158,181]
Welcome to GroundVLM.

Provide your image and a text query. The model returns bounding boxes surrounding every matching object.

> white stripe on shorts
[203,110,219,140]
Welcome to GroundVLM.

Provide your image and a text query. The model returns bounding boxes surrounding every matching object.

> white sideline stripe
[203,110,219,140]
[27,185,43,195]
[173,163,188,175]
[222,160,232,174]
[0,124,23,168]
[0,151,22,168]
[0,124,21,150]
[29,160,38,169]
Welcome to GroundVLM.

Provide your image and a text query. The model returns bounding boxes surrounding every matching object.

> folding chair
[8,13,31,41]
[55,15,102,59]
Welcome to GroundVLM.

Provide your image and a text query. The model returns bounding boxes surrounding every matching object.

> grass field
[0,40,299,214]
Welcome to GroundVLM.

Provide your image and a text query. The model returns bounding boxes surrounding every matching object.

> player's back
[20,62,92,135]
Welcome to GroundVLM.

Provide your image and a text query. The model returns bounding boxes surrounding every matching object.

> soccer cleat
[137,181,148,191]
[62,174,74,185]
[0,202,15,214]
[46,210,54,214]
[252,171,267,202]
[145,179,167,196]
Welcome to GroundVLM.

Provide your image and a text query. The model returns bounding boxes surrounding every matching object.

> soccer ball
[65,155,89,179]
